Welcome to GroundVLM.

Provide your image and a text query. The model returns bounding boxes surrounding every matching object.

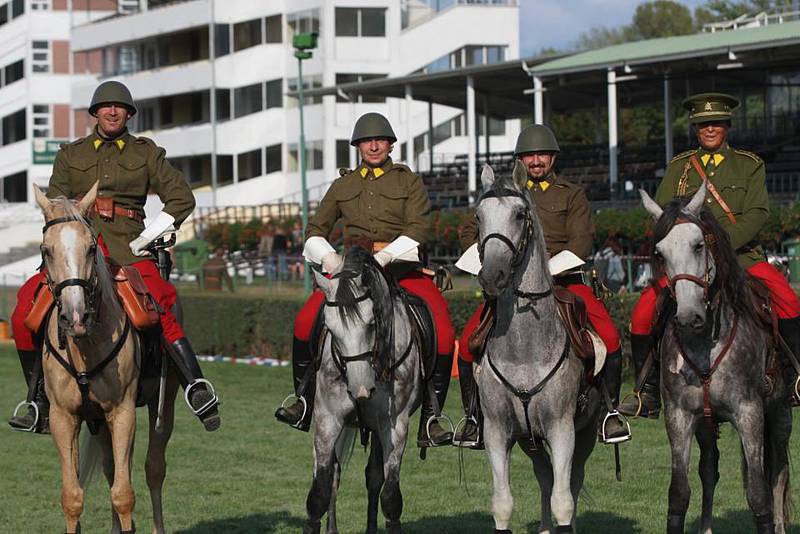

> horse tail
[335,427,358,474]
[78,424,104,489]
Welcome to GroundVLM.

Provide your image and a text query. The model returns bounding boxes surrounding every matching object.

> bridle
[41,215,100,323]
[662,216,716,305]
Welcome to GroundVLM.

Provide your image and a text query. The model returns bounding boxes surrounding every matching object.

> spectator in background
[258,224,276,281]
[595,236,626,293]
[273,226,289,281]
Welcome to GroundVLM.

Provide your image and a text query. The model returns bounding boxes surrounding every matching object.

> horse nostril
[81,312,91,324]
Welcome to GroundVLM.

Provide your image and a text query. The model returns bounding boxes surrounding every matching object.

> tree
[630,0,695,39]
[695,0,796,27]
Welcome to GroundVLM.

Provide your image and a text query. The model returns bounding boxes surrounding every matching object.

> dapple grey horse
[641,185,792,534]
[476,162,603,534]
[304,247,423,534]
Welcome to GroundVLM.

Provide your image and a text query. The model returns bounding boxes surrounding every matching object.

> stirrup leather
[184,379,219,417]
[279,394,308,428]
[600,410,632,445]
[10,400,39,433]
[424,414,454,446]
[452,415,481,448]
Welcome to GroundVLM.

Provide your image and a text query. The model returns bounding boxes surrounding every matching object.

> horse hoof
[303,520,321,534]
[386,519,402,534]
[493,530,512,533]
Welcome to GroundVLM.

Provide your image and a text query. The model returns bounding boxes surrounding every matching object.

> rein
[485,333,570,448]
[663,217,715,304]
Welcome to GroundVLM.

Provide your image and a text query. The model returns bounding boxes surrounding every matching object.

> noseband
[664,217,716,303]
[42,215,99,319]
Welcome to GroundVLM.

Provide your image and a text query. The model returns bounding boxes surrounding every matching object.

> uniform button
[707,199,712,203]
[104,174,109,179]
[371,228,377,233]
[369,191,374,196]
[709,172,715,177]
[105,158,110,163]
[367,205,372,209]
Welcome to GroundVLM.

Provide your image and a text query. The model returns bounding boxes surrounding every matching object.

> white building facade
[2,0,519,206]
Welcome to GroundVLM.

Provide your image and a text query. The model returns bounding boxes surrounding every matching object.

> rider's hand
[129,236,152,257]
[321,252,343,273]
[374,250,392,268]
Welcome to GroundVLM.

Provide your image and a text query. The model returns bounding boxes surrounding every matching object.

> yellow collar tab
[359,160,389,179]
[93,137,126,151]
[700,153,724,167]
[527,179,550,191]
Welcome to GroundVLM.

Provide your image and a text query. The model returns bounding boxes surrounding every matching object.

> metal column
[664,73,673,164]
[607,69,618,193]
[466,76,476,203]
[405,84,413,164]
[533,76,543,124]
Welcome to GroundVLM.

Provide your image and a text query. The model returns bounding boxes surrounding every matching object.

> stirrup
[452,415,481,448]
[184,379,219,417]
[620,391,643,418]
[279,394,308,428]
[10,401,39,433]
[794,376,800,404]
[425,414,454,447]
[601,410,631,445]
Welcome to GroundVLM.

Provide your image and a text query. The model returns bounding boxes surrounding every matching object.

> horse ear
[684,182,707,218]
[639,189,663,221]
[33,185,52,215]
[76,181,99,216]
[512,159,528,191]
[480,164,495,190]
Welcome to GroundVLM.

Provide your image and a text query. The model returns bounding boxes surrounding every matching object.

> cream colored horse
[35,183,179,534]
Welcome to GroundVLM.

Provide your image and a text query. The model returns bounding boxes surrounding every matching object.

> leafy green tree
[630,0,695,39]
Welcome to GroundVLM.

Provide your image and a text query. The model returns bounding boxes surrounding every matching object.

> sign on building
[32,139,69,165]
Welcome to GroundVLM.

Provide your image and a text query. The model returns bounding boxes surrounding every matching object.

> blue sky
[519,0,707,56]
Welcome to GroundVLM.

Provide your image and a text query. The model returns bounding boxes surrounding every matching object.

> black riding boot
[777,318,800,407]
[417,352,454,448]
[275,337,316,431]
[618,334,661,418]
[598,349,631,444]
[168,338,221,432]
[453,356,483,449]
[8,349,50,433]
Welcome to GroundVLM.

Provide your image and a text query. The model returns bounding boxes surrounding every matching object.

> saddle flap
[467,302,495,360]
[554,286,596,362]
[744,273,778,338]
[403,291,437,380]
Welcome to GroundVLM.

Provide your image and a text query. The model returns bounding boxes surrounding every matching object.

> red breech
[458,283,621,363]
[294,270,456,356]
[11,259,185,351]
[630,261,800,336]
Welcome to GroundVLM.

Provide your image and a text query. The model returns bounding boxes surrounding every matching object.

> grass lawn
[0,343,797,533]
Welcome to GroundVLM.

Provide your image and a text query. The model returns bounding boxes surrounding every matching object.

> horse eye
[475,213,481,222]
[694,242,704,252]
[515,211,525,220]
[40,246,50,258]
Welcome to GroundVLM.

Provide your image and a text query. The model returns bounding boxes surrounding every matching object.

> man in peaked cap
[455,124,631,448]
[275,112,457,450]
[9,80,221,434]
[620,92,800,418]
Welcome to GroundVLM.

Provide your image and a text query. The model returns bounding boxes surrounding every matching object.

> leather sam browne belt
[79,196,143,223]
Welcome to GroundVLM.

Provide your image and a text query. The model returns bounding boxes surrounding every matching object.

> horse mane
[335,246,397,380]
[651,197,755,322]
[49,197,121,315]
[491,172,554,290]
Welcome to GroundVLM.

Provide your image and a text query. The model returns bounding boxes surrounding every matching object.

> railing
[703,10,800,32]
[191,202,318,238]
[401,0,517,30]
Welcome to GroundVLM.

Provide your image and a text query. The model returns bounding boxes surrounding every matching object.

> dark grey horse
[304,248,422,534]
[476,162,603,533]
[641,185,793,534]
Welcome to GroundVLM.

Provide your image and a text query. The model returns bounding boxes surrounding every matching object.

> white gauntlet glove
[303,236,342,273]
[129,211,176,257]
[373,236,419,267]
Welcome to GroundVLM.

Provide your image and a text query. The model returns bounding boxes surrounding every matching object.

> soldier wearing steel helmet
[276,112,457,449]
[621,92,800,418]
[454,124,630,448]
[9,81,221,434]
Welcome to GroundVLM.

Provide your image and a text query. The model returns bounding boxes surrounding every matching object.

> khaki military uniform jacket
[306,158,430,245]
[47,129,196,265]
[654,145,767,269]
[460,173,594,260]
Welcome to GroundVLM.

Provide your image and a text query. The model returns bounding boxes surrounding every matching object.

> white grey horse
[641,185,792,534]
[303,247,422,534]
[476,162,601,534]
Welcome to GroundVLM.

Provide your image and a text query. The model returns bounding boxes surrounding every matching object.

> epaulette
[134,136,155,145]
[670,149,695,163]
[338,167,351,177]
[60,137,85,150]
[392,162,411,173]
[733,148,763,164]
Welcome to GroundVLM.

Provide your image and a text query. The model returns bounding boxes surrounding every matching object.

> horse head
[641,184,717,331]
[313,247,394,402]
[34,182,101,337]
[476,161,539,296]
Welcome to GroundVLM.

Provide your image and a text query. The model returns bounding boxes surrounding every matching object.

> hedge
[181,289,640,359]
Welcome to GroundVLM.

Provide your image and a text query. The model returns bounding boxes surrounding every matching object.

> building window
[286,9,320,40]
[32,41,50,73]
[234,83,263,118]
[3,59,23,86]
[265,14,282,43]
[335,7,385,37]
[216,88,230,121]
[336,73,387,103]
[265,79,282,109]
[160,98,173,126]
[419,45,507,74]
[0,4,8,26]
[215,24,230,57]
[217,154,233,185]
[336,140,350,169]
[138,106,155,131]
[288,141,323,172]
[31,0,50,10]
[266,143,282,174]
[287,75,322,106]
[2,170,27,202]
[1,109,26,146]
[32,104,50,138]
[238,149,262,181]
[234,18,262,52]
[11,0,23,18]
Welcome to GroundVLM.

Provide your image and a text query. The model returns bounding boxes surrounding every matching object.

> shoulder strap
[689,155,737,225]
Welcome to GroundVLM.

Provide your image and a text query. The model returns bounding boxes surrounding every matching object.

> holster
[94,197,115,220]
[24,280,54,333]
[112,266,161,329]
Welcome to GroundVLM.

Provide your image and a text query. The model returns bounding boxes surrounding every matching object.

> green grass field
[0,343,797,534]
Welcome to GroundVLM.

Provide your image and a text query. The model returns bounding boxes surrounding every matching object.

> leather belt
[92,204,143,223]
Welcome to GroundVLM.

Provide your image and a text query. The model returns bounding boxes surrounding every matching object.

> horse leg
[665,407,695,534]
[546,420,576,532]
[365,437,384,534]
[527,446,553,534]
[765,403,792,534]
[51,407,84,534]
[380,423,409,534]
[106,405,137,533]
[568,422,597,530]
[695,425,719,534]
[306,415,343,534]
[94,424,122,534]
[484,416,514,532]
[326,457,341,534]
[733,402,773,532]
[145,377,177,534]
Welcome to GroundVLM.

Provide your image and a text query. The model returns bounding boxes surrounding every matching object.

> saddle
[24,265,161,333]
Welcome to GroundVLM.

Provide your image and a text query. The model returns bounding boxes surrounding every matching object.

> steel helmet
[514,124,560,156]
[350,112,397,146]
[89,81,137,117]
